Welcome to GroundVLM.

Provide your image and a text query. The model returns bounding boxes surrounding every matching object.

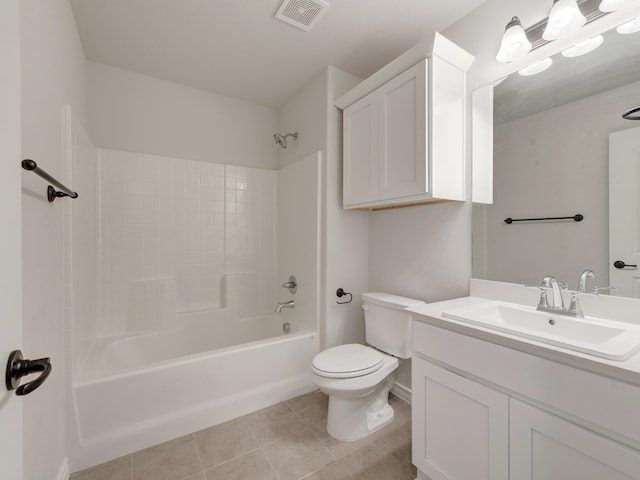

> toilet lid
[311,344,384,379]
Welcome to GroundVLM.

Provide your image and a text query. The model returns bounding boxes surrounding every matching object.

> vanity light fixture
[616,16,640,33]
[496,16,532,62]
[561,34,604,56]
[543,0,587,40]
[518,57,554,76]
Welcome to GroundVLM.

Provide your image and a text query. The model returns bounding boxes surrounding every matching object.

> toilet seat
[311,344,384,379]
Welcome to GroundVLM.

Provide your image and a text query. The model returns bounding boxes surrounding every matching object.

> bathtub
[69,312,318,471]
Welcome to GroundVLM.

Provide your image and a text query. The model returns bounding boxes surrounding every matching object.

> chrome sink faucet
[275,300,295,313]
[537,275,584,318]
[577,269,595,293]
[540,276,565,310]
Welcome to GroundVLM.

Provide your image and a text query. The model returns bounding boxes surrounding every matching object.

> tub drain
[282,322,291,333]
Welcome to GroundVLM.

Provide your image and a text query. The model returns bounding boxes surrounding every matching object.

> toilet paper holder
[336,288,352,304]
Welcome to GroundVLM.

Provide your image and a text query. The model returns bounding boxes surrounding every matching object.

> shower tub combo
[64,111,323,471]
[70,310,317,471]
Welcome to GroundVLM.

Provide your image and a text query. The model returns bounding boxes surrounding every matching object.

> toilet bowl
[311,343,399,441]
[310,293,424,442]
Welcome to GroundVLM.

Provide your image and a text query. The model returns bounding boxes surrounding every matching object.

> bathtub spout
[276,300,295,313]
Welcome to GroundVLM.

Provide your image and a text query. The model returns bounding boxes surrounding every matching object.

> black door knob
[613,260,638,269]
[5,350,51,396]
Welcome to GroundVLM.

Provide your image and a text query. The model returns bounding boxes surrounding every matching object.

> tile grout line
[285,398,338,463]
[191,433,207,479]
[242,417,283,480]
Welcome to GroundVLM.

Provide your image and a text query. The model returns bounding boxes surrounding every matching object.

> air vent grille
[275,0,330,31]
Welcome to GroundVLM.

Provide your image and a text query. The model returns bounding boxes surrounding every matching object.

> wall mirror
[472,24,640,298]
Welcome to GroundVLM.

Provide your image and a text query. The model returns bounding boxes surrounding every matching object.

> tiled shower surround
[67,140,278,375]
[99,149,277,330]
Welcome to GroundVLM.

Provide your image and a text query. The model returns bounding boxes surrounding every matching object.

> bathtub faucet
[276,300,295,313]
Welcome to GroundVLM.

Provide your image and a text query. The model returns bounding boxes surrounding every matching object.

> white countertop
[407,293,640,387]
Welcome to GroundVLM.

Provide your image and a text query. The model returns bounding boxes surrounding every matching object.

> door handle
[613,260,638,269]
[5,350,52,396]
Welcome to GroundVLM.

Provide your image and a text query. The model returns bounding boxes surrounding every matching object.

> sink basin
[442,301,640,361]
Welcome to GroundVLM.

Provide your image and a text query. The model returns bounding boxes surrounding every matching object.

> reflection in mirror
[473,25,640,298]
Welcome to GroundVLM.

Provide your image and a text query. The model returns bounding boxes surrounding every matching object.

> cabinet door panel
[510,399,640,480]
[412,358,509,480]
[378,61,427,200]
[343,92,377,206]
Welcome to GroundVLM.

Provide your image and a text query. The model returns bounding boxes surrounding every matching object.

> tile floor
[70,391,416,480]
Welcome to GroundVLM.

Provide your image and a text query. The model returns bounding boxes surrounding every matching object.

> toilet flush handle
[361,303,370,311]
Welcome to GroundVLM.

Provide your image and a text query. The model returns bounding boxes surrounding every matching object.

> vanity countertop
[407,294,640,387]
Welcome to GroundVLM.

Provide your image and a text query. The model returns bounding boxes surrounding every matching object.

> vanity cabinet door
[343,90,378,206]
[412,358,509,480]
[510,399,640,480]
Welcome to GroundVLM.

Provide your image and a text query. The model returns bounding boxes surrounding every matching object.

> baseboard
[391,382,411,404]
[56,458,69,480]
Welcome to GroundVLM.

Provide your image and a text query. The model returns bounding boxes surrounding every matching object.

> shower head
[273,132,298,148]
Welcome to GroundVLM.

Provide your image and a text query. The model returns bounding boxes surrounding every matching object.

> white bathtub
[69,312,318,471]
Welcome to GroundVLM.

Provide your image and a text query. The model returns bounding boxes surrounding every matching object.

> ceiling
[69,0,485,108]
[494,26,640,125]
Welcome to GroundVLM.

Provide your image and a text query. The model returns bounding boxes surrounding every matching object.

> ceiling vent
[274,0,330,32]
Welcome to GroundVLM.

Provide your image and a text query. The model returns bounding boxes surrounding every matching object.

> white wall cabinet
[339,34,473,210]
[412,320,640,480]
[343,61,427,208]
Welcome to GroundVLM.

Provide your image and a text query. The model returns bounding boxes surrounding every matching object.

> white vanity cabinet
[338,34,473,210]
[411,319,640,480]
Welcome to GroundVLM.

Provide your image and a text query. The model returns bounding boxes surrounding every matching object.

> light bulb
[496,17,532,63]
[542,0,586,41]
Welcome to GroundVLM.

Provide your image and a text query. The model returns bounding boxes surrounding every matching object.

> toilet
[310,292,424,441]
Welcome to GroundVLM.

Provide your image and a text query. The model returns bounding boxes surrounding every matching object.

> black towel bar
[504,214,583,224]
[22,159,78,202]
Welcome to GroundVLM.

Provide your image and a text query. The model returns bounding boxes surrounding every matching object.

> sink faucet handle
[568,292,584,318]
[592,286,617,296]
[537,286,550,309]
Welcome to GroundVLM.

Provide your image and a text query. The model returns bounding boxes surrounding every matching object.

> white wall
[88,62,279,170]
[278,72,328,169]
[368,202,472,388]
[278,66,369,351]
[20,1,87,479]
[324,67,370,350]
[0,2,23,479]
[277,152,322,334]
[477,80,640,287]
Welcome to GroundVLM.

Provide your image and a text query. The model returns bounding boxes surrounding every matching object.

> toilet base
[326,374,395,442]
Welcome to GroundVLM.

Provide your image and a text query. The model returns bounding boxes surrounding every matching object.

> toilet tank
[361,292,425,359]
